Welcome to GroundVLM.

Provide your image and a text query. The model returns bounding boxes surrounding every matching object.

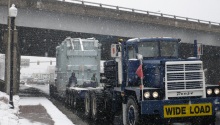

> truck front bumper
[140,97,220,118]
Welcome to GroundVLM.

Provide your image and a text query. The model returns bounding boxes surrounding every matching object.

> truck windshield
[137,41,178,58]
[138,42,159,57]
[160,41,178,57]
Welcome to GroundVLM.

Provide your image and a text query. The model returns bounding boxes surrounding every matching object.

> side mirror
[137,53,143,60]
[111,44,120,57]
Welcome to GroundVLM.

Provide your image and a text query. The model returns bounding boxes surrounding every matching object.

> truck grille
[165,61,205,99]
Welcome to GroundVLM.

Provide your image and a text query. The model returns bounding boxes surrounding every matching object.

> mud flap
[122,103,126,125]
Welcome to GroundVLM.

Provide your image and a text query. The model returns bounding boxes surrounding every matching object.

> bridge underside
[0,24,128,59]
[0,24,220,85]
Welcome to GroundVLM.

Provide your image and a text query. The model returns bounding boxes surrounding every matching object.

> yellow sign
[164,103,212,118]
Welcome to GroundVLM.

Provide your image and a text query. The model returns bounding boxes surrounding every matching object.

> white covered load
[55,37,101,94]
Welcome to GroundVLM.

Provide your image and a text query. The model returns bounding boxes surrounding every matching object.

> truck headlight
[152,91,159,98]
[214,88,220,95]
[207,89,212,95]
[144,92,150,98]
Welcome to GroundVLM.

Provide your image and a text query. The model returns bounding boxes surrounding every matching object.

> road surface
[19,84,220,125]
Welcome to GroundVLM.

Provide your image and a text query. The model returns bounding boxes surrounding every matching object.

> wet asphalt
[19,85,220,125]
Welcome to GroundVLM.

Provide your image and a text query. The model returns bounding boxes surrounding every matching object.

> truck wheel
[91,91,104,121]
[68,90,72,107]
[49,84,54,97]
[70,90,74,108]
[104,91,114,121]
[73,90,78,110]
[84,91,91,118]
[126,97,140,125]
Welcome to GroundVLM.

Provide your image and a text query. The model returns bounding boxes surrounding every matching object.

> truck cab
[110,37,220,125]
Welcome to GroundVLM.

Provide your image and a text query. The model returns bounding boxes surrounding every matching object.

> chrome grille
[165,61,205,99]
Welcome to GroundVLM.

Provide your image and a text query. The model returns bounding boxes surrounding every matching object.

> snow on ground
[0,90,74,125]
[0,91,20,125]
[19,97,74,125]
[20,83,50,95]
[29,84,50,95]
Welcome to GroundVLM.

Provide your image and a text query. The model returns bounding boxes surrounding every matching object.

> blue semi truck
[50,37,220,125]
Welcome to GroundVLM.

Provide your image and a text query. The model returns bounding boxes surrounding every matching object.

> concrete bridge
[1,0,220,46]
[1,0,220,84]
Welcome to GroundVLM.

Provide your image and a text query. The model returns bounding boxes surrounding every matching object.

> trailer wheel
[84,91,91,118]
[91,91,104,121]
[68,90,72,107]
[73,90,78,110]
[65,89,69,106]
[126,97,140,125]
[49,84,54,97]
[70,90,74,108]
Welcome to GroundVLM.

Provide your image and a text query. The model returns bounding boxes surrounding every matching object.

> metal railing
[59,0,220,26]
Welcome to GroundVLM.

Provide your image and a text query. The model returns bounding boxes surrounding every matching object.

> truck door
[126,45,139,86]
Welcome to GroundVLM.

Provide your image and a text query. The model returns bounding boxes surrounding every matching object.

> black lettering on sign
[173,107,176,115]
[176,107,181,115]
[195,106,200,114]
[165,107,172,115]
[182,107,186,114]
[200,106,205,113]
[205,105,210,113]
[165,106,187,116]
[190,105,211,114]
[190,107,194,114]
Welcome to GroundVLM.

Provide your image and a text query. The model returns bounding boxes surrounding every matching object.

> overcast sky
[68,0,220,23]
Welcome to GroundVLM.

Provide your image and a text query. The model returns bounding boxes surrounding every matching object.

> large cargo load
[55,37,101,96]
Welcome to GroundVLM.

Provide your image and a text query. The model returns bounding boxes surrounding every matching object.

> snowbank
[0,91,20,125]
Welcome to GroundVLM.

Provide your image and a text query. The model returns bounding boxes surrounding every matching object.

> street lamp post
[9,4,17,109]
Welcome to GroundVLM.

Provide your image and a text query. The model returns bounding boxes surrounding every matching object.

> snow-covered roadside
[0,91,19,125]
[0,91,75,125]
[19,97,74,125]
[20,83,49,95]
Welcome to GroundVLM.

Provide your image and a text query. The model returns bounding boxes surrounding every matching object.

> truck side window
[128,46,136,59]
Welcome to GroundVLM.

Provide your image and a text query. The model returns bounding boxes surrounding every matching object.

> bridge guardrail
[59,0,220,26]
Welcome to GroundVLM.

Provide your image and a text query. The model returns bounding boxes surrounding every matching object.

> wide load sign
[164,103,212,118]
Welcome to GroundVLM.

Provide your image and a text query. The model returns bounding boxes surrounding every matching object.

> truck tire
[126,97,140,125]
[73,90,79,110]
[104,91,114,121]
[49,84,54,97]
[84,91,91,118]
[91,90,104,121]
[70,90,74,108]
